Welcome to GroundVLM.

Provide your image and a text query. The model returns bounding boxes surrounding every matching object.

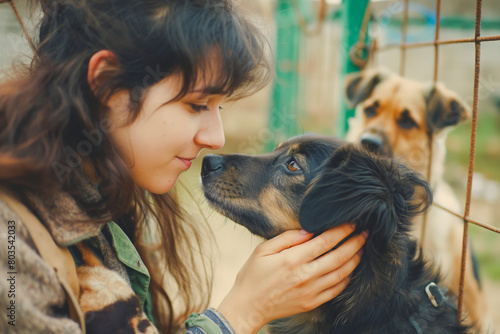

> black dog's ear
[424,83,471,133]
[299,144,431,244]
[344,68,390,108]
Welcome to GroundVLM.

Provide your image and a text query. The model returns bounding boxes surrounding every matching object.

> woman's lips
[177,157,193,169]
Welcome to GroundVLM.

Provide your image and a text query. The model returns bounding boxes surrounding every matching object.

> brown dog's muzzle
[359,131,393,157]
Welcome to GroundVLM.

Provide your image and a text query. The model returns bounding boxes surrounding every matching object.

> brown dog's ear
[344,68,389,108]
[425,83,471,133]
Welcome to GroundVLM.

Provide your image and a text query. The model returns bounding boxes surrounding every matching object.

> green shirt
[105,221,155,322]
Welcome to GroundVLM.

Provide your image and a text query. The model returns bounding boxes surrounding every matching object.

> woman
[0,0,366,333]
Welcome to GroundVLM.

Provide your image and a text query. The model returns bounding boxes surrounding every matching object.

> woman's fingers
[257,229,314,256]
[294,250,361,297]
[315,252,362,291]
[218,225,367,329]
[308,232,366,277]
[290,223,357,262]
[296,253,361,312]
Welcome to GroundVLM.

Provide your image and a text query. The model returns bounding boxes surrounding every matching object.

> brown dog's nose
[360,134,383,154]
[201,154,225,178]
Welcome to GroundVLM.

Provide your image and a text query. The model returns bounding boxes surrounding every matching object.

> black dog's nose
[360,134,383,153]
[201,154,225,178]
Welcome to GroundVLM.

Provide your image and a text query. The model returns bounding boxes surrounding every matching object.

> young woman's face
[108,74,226,194]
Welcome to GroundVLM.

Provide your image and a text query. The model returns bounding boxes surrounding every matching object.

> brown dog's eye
[288,160,301,172]
[398,109,419,129]
[364,101,379,118]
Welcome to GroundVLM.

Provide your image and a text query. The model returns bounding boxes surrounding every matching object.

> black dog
[201,134,470,333]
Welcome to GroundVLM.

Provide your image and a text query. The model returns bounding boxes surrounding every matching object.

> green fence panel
[337,0,370,138]
[267,0,301,151]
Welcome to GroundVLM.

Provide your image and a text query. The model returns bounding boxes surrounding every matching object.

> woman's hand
[217,223,367,334]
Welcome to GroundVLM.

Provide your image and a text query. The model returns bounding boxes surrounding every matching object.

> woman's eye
[190,104,209,112]
[288,160,301,172]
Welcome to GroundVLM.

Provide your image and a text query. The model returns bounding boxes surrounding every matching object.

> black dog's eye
[364,101,379,118]
[287,160,301,172]
[398,109,419,129]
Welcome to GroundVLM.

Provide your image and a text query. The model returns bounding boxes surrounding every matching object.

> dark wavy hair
[0,0,271,331]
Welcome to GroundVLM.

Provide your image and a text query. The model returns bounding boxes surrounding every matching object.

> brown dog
[345,67,490,332]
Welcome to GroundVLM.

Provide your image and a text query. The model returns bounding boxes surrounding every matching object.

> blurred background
[2,0,499,331]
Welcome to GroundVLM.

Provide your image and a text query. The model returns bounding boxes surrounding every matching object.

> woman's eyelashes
[189,103,223,113]
[190,103,209,112]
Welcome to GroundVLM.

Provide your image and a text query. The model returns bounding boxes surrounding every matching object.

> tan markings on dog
[303,174,320,199]
[358,78,429,172]
[226,197,262,211]
[286,145,308,162]
[77,243,104,267]
[130,317,139,329]
[259,187,301,231]
[275,141,285,150]
[76,244,136,311]
[77,266,135,312]
[286,143,301,155]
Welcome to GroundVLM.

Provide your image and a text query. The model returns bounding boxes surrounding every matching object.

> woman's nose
[196,109,225,150]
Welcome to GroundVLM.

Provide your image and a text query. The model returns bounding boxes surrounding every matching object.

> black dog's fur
[201,134,470,334]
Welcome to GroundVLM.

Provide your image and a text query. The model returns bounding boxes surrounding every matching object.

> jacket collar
[23,171,108,247]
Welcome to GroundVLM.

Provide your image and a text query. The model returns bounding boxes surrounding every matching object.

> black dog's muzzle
[201,154,225,178]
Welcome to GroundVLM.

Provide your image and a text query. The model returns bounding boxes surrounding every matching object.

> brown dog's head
[345,68,470,174]
[201,134,431,245]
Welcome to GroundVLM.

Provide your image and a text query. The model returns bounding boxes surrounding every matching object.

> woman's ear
[87,50,119,93]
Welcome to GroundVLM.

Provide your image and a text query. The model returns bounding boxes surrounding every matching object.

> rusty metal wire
[420,0,443,248]
[349,1,373,69]
[456,0,483,323]
[433,0,442,83]
[377,34,500,51]
[434,202,500,234]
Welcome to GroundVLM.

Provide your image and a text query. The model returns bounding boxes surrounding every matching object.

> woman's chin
[142,178,179,195]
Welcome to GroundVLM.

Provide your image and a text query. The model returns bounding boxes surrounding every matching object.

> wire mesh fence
[271,0,500,328]
[370,0,500,322]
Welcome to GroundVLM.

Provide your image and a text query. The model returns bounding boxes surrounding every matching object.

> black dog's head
[202,135,345,238]
[201,134,431,247]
